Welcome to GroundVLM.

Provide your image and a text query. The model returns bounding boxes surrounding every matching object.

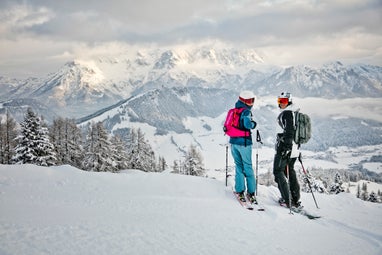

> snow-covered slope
[76,88,382,172]
[0,164,381,255]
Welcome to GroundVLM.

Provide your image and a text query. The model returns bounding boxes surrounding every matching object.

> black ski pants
[273,153,300,204]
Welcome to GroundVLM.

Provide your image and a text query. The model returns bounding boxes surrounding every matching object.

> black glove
[281,149,291,159]
[281,143,292,159]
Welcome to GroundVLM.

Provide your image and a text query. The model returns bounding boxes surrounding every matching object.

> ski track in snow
[0,164,381,255]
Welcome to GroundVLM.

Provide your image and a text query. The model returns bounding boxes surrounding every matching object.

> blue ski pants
[231,144,256,194]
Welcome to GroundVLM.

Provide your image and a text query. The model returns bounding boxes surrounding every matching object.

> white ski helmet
[278,91,293,105]
[239,90,256,106]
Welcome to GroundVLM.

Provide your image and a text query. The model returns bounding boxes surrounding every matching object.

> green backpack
[294,110,311,145]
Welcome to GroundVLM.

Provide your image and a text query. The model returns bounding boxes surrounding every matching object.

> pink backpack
[223,108,249,137]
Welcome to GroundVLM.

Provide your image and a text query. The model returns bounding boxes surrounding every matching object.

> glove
[281,143,292,159]
[281,149,291,159]
[251,121,257,129]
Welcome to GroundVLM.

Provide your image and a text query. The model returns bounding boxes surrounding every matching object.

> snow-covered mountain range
[1,43,382,173]
[1,43,381,119]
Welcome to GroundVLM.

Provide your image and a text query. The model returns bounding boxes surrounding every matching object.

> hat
[239,90,255,106]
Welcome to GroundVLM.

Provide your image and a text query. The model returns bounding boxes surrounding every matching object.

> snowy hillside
[0,164,381,255]
[77,92,382,173]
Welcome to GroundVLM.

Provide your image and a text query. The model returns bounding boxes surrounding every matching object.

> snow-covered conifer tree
[356,183,361,198]
[35,119,56,166]
[13,108,56,166]
[50,117,65,165]
[82,123,96,171]
[126,128,156,172]
[361,182,369,201]
[82,122,115,172]
[368,191,379,203]
[0,111,18,164]
[50,117,83,168]
[329,172,345,194]
[110,135,128,171]
[157,156,167,172]
[172,160,180,174]
[183,144,205,176]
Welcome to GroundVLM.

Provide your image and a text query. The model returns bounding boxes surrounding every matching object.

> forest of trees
[0,108,205,176]
[1,108,380,201]
[258,166,382,203]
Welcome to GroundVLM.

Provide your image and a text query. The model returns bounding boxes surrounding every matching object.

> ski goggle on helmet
[277,92,292,105]
[239,90,255,106]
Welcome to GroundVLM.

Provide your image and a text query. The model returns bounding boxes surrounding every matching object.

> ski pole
[285,158,293,214]
[255,148,258,196]
[225,144,228,187]
[298,153,319,209]
[255,130,263,196]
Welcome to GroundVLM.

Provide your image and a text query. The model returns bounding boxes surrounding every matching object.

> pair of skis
[233,192,265,211]
[278,200,321,220]
[233,191,320,219]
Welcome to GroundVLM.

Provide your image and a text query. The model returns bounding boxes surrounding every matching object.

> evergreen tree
[172,160,180,174]
[50,117,64,165]
[329,172,345,194]
[368,191,379,203]
[13,108,56,166]
[35,119,56,166]
[82,122,97,171]
[50,117,84,168]
[0,111,18,164]
[126,128,137,169]
[361,182,369,201]
[110,135,128,171]
[126,128,156,172]
[157,156,167,172]
[356,183,361,198]
[183,144,205,176]
[65,119,84,168]
[82,122,116,172]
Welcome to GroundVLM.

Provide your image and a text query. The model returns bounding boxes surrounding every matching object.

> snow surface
[1,164,381,255]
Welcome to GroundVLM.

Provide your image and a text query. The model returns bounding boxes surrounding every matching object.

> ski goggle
[277,97,289,105]
[239,97,255,106]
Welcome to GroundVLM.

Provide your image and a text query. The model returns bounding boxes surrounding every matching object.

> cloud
[0,0,381,77]
[0,4,55,38]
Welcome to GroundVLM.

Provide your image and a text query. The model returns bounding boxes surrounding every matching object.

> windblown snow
[0,164,381,255]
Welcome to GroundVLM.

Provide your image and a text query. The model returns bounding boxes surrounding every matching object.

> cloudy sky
[0,0,381,78]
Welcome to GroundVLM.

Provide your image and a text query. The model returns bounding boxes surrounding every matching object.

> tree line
[0,108,205,176]
[258,167,382,203]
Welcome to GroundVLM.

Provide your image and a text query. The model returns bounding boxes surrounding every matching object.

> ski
[278,200,320,220]
[291,206,321,220]
[247,201,265,211]
[253,203,265,211]
[233,192,266,211]
[233,192,254,210]
[246,194,265,211]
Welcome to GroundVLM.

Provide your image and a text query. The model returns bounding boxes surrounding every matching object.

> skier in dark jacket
[273,92,302,208]
[230,91,257,204]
